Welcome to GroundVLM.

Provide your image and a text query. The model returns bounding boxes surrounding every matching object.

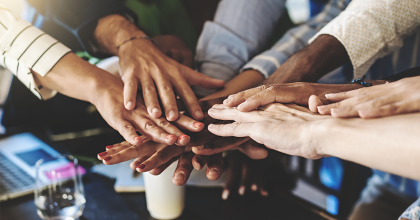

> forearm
[201,70,264,101]
[33,53,122,104]
[316,113,420,180]
[263,35,350,84]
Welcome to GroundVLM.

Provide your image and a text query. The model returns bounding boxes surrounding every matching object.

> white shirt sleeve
[308,0,420,79]
[0,7,71,100]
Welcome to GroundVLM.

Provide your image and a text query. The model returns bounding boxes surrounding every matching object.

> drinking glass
[35,155,86,220]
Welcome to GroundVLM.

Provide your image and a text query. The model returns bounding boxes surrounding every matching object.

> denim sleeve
[24,0,137,57]
[242,0,351,78]
[195,0,285,82]
[399,197,420,220]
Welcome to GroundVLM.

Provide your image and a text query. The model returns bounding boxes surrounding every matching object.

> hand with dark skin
[94,15,224,120]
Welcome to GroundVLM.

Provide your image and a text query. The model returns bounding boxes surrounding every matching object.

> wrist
[312,118,341,157]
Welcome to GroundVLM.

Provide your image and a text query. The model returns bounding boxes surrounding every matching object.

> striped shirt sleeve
[0,6,71,100]
[309,0,420,79]
[241,0,351,78]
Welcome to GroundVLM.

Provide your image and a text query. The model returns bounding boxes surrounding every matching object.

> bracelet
[351,75,372,87]
[115,35,156,55]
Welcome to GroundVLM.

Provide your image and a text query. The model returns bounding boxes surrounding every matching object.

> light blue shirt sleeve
[399,197,420,220]
[242,0,351,78]
[194,0,285,96]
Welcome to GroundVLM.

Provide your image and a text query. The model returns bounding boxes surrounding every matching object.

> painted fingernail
[222,189,229,200]
[174,172,185,180]
[103,156,112,162]
[152,108,160,113]
[251,184,258,191]
[209,168,219,176]
[238,185,245,195]
[134,136,142,142]
[168,110,177,119]
[179,135,189,140]
[126,101,133,109]
[105,145,114,149]
[193,145,204,151]
[195,111,203,119]
[137,164,145,169]
[193,122,203,128]
[97,152,107,157]
[167,134,176,139]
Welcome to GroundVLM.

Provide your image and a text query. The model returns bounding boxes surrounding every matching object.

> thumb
[308,95,331,112]
[183,68,225,89]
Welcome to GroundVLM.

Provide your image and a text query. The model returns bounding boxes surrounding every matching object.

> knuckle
[258,85,269,91]
[144,121,157,130]
[143,86,156,94]
[157,120,170,127]
[161,86,173,93]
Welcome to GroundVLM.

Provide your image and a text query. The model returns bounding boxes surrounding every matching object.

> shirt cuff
[241,50,289,78]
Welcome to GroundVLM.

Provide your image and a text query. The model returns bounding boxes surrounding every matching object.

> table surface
[0,171,329,220]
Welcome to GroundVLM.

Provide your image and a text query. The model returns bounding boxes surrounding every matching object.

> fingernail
[209,168,219,176]
[152,108,160,113]
[238,185,245,196]
[179,135,189,140]
[126,101,133,109]
[193,122,203,128]
[325,94,335,98]
[222,189,229,200]
[195,111,203,119]
[105,145,114,149]
[103,156,112,162]
[238,102,246,109]
[134,136,142,142]
[194,160,202,170]
[317,106,325,111]
[174,172,185,180]
[168,110,177,119]
[97,152,107,157]
[137,164,145,169]
[251,184,258,191]
[167,134,176,139]
[261,190,268,197]
[193,145,204,151]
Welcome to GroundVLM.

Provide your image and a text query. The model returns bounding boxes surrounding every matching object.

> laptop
[0,133,84,201]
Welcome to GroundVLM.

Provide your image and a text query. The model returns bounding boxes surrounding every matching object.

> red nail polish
[103,156,112,162]
[98,152,107,157]
[166,134,175,139]
[134,136,142,141]
[137,164,145,169]
[105,145,114,149]
[179,135,189,140]
[194,122,204,128]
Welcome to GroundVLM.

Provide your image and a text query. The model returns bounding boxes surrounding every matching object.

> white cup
[143,161,185,219]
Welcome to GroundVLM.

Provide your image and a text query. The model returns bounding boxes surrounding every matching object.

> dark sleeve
[25,0,138,58]
[381,66,420,82]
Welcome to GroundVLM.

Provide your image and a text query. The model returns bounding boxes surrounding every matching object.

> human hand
[152,35,193,68]
[316,77,420,118]
[206,103,330,159]
[223,82,362,112]
[94,15,224,120]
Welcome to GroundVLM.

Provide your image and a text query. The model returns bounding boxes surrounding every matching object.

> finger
[139,73,162,118]
[358,100,420,119]
[317,93,376,115]
[153,117,190,145]
[136,145,184,172]
[308,95,331,112]
[259,176,269,196]
[100,142,146,165]
[173,76,204,120]
[193,136,250,155]
[236,88,280,112]
[173,115,205,132]
[238,141,268,160]
[206,153,223,181]
[113,119,143,146]
[182,67,225,89]
[208,106,261,122]
[325,85,386,102]
[172,152,195,186]
[149,156,180,175]
[192,155,209,170]
[331,95,399,118]
[130,115,177,145]
[169,49,183,64]
[181,50,193,68]
[206,123,252,138]
[223,86,268,107]
[222,155,241,200]
[122,70,138,110]
[238,161,252,196]
[151,65,179,121]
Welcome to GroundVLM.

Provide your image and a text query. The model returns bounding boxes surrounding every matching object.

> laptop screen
[15,148,55,167]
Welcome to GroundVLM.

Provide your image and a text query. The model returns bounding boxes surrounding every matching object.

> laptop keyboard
[0,153,34,194]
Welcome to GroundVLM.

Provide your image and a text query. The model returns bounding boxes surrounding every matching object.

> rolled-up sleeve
[309,0,420,79]
[0,7,71,100]
[242,0,351,78]
[399,197,420,220]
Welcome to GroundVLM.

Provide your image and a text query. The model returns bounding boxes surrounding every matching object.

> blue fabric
[400,197,420,220]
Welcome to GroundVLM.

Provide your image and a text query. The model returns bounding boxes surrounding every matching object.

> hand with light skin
[315,76,420,118]
[206,103,420,181]
[94,14,224,121]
